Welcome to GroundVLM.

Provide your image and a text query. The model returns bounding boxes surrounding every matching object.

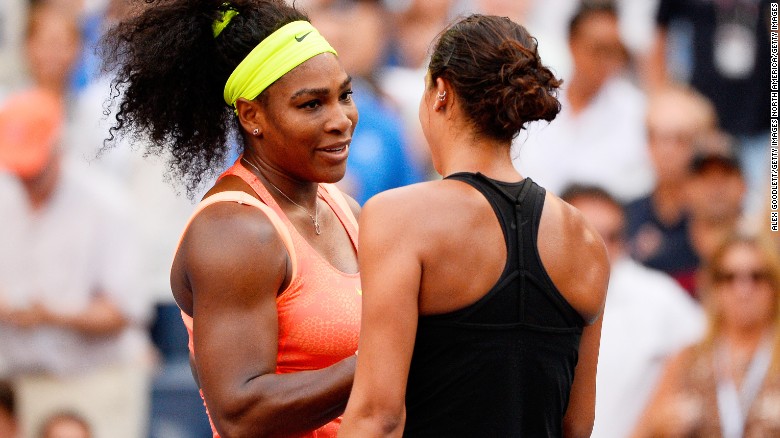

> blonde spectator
[633,233,780,437]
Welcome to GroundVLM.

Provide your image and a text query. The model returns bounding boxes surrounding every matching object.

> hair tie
[213,3,239,38]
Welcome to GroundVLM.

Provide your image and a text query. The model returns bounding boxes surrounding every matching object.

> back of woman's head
[427,14,562,143]
[103,0,307,195]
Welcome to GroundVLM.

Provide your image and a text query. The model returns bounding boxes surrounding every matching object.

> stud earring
[437,91,446,102]
[252,128,259,136]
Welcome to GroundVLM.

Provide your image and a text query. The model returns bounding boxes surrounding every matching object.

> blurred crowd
[0,0,776,437]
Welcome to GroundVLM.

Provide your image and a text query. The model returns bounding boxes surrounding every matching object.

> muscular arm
[182,203,355,438]
[339,193,421,437]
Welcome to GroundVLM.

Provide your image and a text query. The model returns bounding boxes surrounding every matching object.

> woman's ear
[236,97,264,138]
[433,77,451,112]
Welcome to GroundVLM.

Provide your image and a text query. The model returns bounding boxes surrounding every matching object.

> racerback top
[403,172,585,437]
[177,159,361,438]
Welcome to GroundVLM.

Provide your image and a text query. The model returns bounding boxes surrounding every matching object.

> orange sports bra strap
[221,158,281,212]
[319,184,359,249]
[223,156,357,247]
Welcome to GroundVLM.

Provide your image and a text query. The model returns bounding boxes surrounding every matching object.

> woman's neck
[720,324,773,383]
[722,324,770,356]
[438,136,520,182]
[241,152,319,209]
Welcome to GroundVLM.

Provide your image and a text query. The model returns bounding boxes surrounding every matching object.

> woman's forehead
[271,53,348,97]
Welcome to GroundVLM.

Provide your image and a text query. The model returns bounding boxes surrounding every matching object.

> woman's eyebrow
[290,76,353,101]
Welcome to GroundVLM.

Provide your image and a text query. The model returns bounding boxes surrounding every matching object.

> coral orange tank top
[177,159,361,438]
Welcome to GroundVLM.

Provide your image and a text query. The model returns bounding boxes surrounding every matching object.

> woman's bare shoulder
[173,186,288,312]
[538,193,610,324]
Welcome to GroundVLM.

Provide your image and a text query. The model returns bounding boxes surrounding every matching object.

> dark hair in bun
[428,14,562,142]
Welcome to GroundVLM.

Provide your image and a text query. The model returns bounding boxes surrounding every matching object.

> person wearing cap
[686,132,748,268]
[103,1,361,436]
[0,88,152,438]
[625,84,718,296]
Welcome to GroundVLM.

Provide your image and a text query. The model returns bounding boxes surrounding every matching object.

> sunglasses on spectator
[713,269,769,285]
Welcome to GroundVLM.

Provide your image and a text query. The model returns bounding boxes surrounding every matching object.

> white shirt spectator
[513,75,654,202]
[0,0,27,92]
[0,162,151,377]
[592,256,706,438]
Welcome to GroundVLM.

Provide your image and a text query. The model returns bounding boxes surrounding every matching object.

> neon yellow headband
[223,21,337,108]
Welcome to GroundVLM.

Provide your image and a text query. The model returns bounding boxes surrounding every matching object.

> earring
[437,91,446,102]
[252,128,259,136]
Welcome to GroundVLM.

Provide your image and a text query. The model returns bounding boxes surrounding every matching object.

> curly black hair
[428,14,562,143]
[102,0,308,196]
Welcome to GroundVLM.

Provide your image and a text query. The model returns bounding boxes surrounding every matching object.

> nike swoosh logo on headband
[295,31,313,42]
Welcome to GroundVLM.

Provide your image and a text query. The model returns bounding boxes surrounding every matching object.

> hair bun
[497,42,562,129]
[427,15,562,142]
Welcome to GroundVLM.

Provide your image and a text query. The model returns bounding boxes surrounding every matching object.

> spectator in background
[626,84,717,295]
[0,0,28,97]
[562,184,705,438]
[22,1,82,98]
[687,134,747,270]
[0,89,152,438]
[513,0,653,202]
[648,0,772,215]
[468,0,533,24]
[379,0,458,179]
[0,381,18,438]
[633,233,780,437]
[38,412,91,438]
[310,0,423,204]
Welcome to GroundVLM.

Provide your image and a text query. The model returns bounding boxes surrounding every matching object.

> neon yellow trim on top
[223,21,337,108]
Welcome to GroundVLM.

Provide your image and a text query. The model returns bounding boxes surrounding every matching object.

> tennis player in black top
[339,14,609,438]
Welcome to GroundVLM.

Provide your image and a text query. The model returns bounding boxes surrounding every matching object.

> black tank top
[403,172,585,437]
